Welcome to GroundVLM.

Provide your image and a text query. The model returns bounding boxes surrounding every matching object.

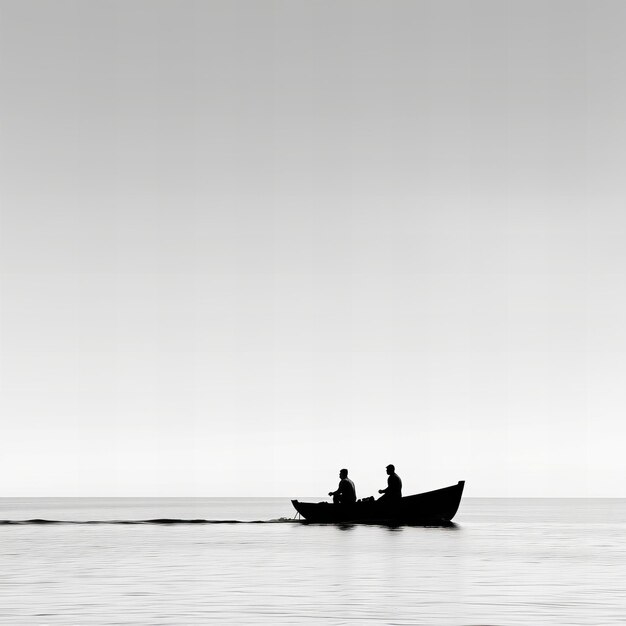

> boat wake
[0,518,300,525]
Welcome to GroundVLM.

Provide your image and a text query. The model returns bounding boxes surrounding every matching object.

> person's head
[386,464,395,475]
[339,468,348,479]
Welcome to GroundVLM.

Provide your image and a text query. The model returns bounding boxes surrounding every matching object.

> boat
[292,481,465,524]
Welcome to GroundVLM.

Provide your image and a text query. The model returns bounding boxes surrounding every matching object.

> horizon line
[1,495,626,499]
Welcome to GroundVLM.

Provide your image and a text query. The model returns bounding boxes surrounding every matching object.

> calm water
[1,498,625,625]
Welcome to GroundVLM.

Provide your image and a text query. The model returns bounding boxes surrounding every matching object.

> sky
[1,0,625,497]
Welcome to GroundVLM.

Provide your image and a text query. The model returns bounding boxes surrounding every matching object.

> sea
[1,498,625,625]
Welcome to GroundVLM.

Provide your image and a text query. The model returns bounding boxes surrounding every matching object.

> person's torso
[387,473,402,496]
[340,478,356,502]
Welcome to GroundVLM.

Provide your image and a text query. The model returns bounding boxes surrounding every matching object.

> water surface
[1,498,624,625]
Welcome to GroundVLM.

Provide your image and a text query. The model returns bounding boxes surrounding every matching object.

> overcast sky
[1,0,625,497]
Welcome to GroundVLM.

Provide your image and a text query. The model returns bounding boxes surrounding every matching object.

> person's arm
[329,481,341,497]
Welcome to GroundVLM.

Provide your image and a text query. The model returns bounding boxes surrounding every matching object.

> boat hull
[292,481,465,524]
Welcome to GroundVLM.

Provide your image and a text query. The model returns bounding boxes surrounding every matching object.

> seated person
[378,464,402,501]
[329,468,357,504]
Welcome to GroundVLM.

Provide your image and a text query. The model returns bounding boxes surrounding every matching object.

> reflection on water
[1,498,625,625]
[324,521,459,532]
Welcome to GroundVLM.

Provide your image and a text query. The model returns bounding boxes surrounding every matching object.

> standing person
[329,468,357,504]
[378,464,402,501]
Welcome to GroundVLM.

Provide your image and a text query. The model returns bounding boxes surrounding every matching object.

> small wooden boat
[292,481,465,524]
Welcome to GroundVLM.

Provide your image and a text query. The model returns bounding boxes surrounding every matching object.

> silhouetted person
[378,464,402,501]
[329,468,357,504]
